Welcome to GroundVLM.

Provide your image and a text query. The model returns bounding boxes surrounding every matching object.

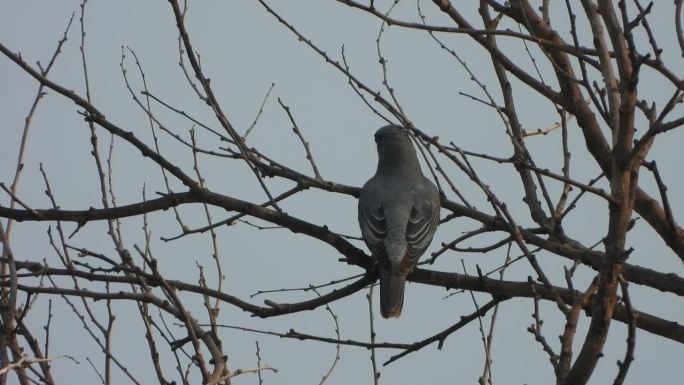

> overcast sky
[1,1,683,384]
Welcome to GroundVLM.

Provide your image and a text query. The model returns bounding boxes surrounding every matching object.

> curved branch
[6,259,682,344]
[0,41,199,190]
[2,192,682,297]
[409,268,684,344]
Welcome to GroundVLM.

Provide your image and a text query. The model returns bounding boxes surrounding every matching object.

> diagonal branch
[384,297,507,365]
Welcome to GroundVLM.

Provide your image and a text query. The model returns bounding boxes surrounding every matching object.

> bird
[358,125,440,318]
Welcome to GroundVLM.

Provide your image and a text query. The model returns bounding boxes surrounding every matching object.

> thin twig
[314,287,340,385]
[277,98,322,179]
[384,297,507,366]
[613,279,636,385]
[0,355,77,376]
[367,286,379,385]
[245,83,275,138]
[255,342,264,385]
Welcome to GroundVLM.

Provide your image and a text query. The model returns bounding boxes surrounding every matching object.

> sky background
[1,1,683,384]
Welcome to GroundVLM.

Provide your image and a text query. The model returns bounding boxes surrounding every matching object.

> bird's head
[374,124,414,152]
[373,125,420,174]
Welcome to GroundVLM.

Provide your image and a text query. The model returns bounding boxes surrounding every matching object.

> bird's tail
[379,269,406,318]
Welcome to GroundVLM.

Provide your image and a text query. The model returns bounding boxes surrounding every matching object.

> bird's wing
[359,202,388,258]
[399,197,439,275]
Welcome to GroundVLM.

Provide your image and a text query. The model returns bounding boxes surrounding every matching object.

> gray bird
[358,125,440,318]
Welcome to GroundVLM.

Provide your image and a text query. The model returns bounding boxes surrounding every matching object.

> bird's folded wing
[359,204,387,257]
[401,201,440,275]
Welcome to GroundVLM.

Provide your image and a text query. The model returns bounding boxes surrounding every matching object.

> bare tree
[1,1,683,384]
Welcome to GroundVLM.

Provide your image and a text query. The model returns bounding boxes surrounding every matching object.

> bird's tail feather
[379,269,405,318]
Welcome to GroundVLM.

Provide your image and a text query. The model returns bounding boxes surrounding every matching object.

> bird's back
[358,125,441,317]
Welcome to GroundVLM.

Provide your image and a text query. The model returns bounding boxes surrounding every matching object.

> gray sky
[1,1,683,384]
